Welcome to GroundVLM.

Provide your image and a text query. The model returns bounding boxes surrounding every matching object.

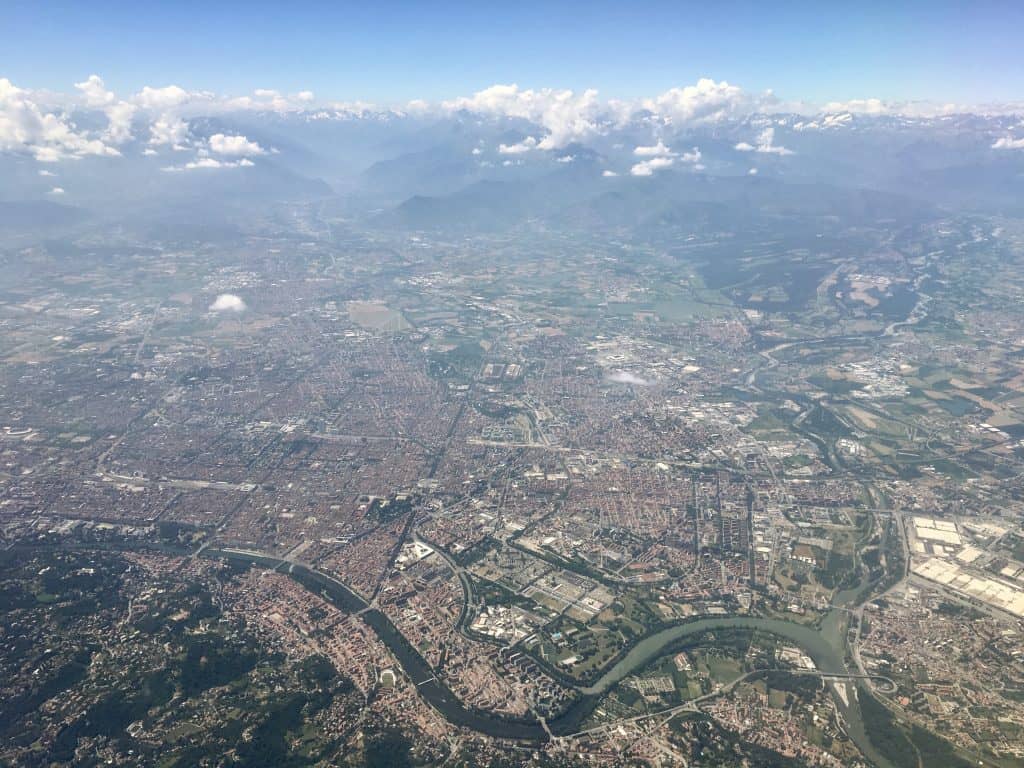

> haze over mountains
[2,76,1024,243]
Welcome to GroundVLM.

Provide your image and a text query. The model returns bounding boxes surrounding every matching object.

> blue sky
[6,0,1022,105]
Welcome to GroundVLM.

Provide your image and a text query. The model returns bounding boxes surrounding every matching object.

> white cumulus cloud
[445,84,602,149]
[209,293,247,312]
[630,140,700,176]
[630,156,675,176]
[0,77,120,162]
[129,84,314,154]
[75,74,115,108]
[148,114,190,148]
[633,141,700,164]
[48,186,65,195]
[161,157,255,172]
[817,98,961,118]
[992,136,1024,149]
[134,84,192,111]
[735,127,793,155]
[498,136,538,154]
[102,101,137,144]
[208,133,266,156]
[75,76,137,145]
[679,147,702,164]
[607,370,652,386]
[643,78,750,124]
[134,83,317,118]
[634,140,675,157]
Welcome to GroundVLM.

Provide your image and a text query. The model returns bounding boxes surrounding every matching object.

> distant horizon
[6,0,1023,106]
[10,75,1024,118]
[6,70,1023,174]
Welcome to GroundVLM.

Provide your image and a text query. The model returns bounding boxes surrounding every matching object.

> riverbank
[205,546,899,766]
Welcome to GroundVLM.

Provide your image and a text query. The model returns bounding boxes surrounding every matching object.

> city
[3,4,1024,766]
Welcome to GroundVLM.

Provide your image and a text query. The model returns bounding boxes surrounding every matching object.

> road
[563,668,896,741]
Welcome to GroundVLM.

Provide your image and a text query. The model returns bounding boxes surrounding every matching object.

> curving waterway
[206,548,894,766]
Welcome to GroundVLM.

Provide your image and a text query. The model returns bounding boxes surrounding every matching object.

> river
[205,548,894,766]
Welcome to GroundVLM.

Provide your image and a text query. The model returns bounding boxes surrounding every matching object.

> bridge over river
[206,547,897,767]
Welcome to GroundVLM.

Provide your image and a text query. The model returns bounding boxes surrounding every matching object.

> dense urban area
[5,196,1024,768]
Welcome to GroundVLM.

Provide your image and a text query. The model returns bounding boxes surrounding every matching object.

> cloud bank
[445,84,602,149]
[2,74,1021,170]
[0,77,121,162]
